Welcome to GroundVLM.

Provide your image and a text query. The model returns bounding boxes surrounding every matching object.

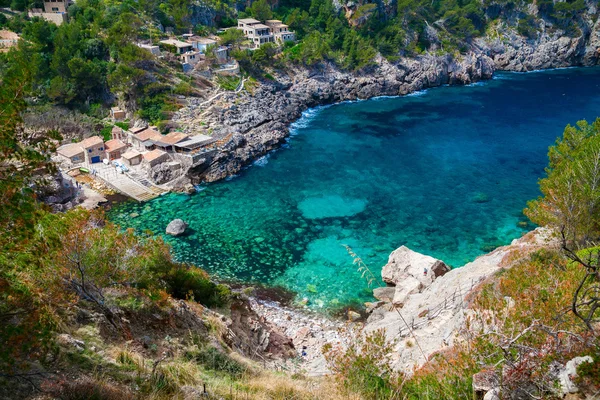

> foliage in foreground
[525,118,600,245]
[325,248,599,399]
[1,207,231,371]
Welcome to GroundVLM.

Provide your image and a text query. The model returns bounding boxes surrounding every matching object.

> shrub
[216,75,241,91]
[162,265,231,307]
[323,329,399,399]
[186,345,246,377]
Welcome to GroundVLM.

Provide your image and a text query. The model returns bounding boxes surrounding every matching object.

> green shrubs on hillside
[525,119,600,245]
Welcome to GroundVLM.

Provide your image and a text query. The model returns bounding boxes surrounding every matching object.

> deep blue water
[109,68,600,309]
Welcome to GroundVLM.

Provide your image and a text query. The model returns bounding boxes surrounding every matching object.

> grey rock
[347,310,361,321]
[373,286,395,302]
[166,219,188,236]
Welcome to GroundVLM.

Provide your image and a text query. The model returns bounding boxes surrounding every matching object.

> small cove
[109,67,600,310]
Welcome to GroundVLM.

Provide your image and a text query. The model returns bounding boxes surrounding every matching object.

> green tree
[249,0,273,21]
[525,119,600,244]
[0,48,62,369]
[10,0,27,11]
[219,27,245,49]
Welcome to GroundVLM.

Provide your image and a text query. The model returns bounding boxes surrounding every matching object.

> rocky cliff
[363,228,555,373]
[173,23,600,185]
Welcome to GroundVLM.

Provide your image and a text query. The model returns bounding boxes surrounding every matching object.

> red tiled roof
[105,139,127,152]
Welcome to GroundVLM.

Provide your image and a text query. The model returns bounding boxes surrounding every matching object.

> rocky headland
[172,23,600,185]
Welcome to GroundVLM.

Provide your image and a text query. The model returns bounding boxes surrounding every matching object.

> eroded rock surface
[364,228,556,373]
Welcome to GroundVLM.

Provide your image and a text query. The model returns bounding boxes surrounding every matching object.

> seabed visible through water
[109,67,600,310]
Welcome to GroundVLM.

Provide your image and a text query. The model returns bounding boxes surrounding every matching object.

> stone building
[104,139,128,161]
[80,136,105,164]
[56,143,84,164]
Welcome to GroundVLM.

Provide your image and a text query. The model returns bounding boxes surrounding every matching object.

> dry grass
[202,371,357,400]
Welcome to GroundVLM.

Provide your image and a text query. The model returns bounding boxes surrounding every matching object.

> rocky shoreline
[173,25,600,185]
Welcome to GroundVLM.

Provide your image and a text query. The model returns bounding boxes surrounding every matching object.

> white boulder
[166,219,188,236]
[381,246,449,306]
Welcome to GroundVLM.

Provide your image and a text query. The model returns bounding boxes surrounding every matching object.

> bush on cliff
[525,118,600,245]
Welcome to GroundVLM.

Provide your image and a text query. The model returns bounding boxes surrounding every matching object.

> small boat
[79,167,89,173]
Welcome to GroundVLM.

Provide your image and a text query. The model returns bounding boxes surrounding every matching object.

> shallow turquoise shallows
[109,68,600,310]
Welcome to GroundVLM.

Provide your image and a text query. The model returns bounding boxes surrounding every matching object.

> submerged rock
[166,219,188,236]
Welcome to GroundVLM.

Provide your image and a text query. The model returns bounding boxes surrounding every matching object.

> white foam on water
[253,154,270,167]
[405,89,428,97]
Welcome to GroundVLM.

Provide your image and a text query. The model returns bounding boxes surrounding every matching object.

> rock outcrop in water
[171,24,600,185]
[166,219,188,236]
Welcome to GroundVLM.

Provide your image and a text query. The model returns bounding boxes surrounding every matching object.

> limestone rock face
[382,245,450,286]
[559,356,593,394]
[166,219,188,236]
[364,228,556,374]
[373,286,395,302]
[381,246,449,305]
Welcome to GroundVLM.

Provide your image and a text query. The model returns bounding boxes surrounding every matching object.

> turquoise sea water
[109,68,600,310]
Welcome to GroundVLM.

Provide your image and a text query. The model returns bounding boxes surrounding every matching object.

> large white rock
[381,246,449,306]
[381,246,449,288]
[392,276,422,306]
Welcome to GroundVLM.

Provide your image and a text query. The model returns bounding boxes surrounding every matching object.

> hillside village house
[181,50,203,70]
[137,43,161,55]
[0,30,19,52]
[104,139,128,161]
[215,46,229,64]
[143,149,169,167]
[29,0,72,25]
[130,126,162,150]
[80,136,105,163]
[238,18,295,48]
[159,38,193,54]
[56,143,85,164]
[56,135,104,164]
[121,150,143,166]
[188,36,217,53]
[153,132,190,152]
[110,107,126,121]
[111,126,128,142]
[264,20,295,43]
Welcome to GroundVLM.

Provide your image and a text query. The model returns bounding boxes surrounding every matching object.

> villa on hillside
[238,18,295,48]
[187,36,217,53]
[265,20,295,43]
[28,0,72,25]
[159,38,193,54]
[238,18,274,48]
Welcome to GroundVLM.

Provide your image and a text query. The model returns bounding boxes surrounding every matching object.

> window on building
[52,7,59,11]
